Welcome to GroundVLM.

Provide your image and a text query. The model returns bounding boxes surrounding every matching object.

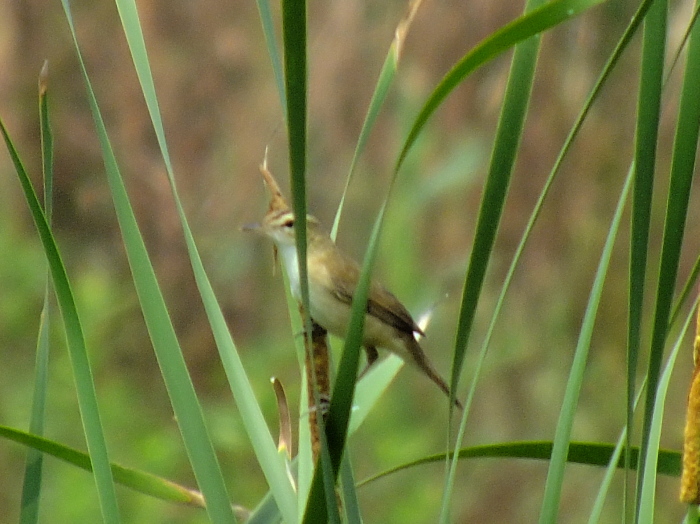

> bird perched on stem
[244,163,461,409]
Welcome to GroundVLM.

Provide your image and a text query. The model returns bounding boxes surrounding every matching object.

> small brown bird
[245,165,460,408]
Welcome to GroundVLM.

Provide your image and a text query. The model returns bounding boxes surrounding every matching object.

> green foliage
[1,0,700,523]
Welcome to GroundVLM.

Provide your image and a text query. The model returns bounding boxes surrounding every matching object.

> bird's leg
[358,345,379,379]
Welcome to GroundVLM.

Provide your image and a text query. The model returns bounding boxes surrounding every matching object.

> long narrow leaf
[628,0,666,509]
[0,425,205,508]
[447,0,651,519]
[671,254,700,327]
[59,2,235,521]
[447,0,545,402]
[358,441,681,487]
[441,0,545,520]
[587,398,636,524]
[302,200,389,523]
[0,119,120,523]
[112,0,298,520]
[331,0,423,240]
[20,61,54,524]
[282,0,310,324]
[539,167,633,523]
[637,2,700,516]
[281,0,344,520]
[638,299,699,523]
[394,0,606,175]
[256,0,286,114]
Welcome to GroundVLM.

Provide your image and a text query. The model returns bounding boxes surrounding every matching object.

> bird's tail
[404,335,463,410]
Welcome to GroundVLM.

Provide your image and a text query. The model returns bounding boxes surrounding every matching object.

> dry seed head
[259,163,289,215]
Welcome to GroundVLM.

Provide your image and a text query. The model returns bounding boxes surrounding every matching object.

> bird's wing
[330,255,424,337]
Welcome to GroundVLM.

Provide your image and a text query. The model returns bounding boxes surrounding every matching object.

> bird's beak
[241,222,262,232]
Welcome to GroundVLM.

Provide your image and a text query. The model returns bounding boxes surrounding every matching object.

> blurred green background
[0,0,698,522]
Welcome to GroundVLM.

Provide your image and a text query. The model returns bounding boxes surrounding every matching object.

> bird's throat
[277,242,301,299]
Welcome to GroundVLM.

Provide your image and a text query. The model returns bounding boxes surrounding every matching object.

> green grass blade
[331,0,422,240]
[20,292,51,524]
[444,1,649,518]
[671,253,700,327]
[358,441,681,488]
[20,62,54,524]
[39,61,54,222]
[339,451,362,524]
[316,4,426,513]
[60,2,236,521]
[588,384,646,523]
[303,200,389,523]
[330,45,396,241]
[1,425,206,508]
[243,355,402,523]
[628,0,666,509]
[283,0,309,313]
[256,0,286,114]
[0,120,120,523]
[282,20,319,495]
[685,506,700,524]
[112,1,298,520]
[588,419,630,523]
[637,2,700,517]
[347,356,403,434]
[638,299,699,523]
[450,0,648,484]
[441,0,544,519]
[281,0,342,520]
[394,0,606,175]
[111,0,172,173]
[539,167,633,524]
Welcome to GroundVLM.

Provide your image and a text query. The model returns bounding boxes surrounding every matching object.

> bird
[244,164,461,409]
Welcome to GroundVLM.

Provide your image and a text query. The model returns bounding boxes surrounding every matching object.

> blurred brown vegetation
[1,0,699,522]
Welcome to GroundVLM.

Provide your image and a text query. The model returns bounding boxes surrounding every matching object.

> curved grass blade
[0,119,120,523]
[539,167,633,524]
[587,387,642,524]
[628,0,666,509]
[302,197,390,524]
[394,0,606,175]
[59,2,237,521]
[339,451,362,524]
[246,355,402,523]
[637,3,700,516]
[302,4,612,519]
[443,0,608,397]
[442,0,545,518]
[348,355,403,434]
[0,425,208,507]
[283,0,309,316]
[280,0,344,520]
[447,0,550,506]
[685,506,700,524]
[331,0,423,240]
[326,5,427,516]
[638,298,699,523]
[256,0,286,115]
[357,441,681,488]
[20,60,54,524]
[446,0,651,518]
[111,1,299,520]
[671,253,700,327]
